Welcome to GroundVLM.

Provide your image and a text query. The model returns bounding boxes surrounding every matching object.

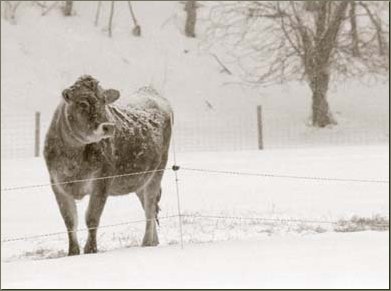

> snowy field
[1,1,389,289]
[2,233,389,289]
[1,146,389,288]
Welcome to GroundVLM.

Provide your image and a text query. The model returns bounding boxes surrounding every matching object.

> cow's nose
[101,123,115,135]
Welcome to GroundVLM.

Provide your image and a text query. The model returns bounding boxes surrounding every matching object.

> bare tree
[62,0,73,16]
[127,1,141,37]
[183,1,198,37]
[108,1,115,37]
[2,1,21,23]
[40,1,60,17]
[205,1,389,127]
[95,1,102,26]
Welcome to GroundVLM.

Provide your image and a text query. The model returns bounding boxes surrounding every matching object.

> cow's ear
[62,88,72,103]
[104,89,120,104]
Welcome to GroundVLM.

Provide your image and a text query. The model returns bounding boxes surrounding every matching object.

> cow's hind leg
[139,178,161,247]
[52,186,80,256]
[136,188,161,223]
[84,188,108,254]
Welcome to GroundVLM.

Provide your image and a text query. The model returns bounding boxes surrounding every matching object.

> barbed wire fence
[1,165,389,245]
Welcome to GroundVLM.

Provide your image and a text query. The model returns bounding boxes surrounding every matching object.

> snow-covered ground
[1,1,389,289]
[2,232,389,289]
[1,146,389,288]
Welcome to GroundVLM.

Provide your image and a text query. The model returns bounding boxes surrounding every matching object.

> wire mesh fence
[1,113,36,159]
[1,108,388,159]
[263,116,389,149]
[1,110,258,159]
[174,109,258,152]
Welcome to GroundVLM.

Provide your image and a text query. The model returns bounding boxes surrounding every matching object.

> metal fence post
[35,111,40,157]
[257,105,263,150]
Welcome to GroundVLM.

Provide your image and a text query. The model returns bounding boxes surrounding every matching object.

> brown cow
[44,75,172,255]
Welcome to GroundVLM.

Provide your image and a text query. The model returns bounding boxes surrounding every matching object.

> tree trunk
[306,2,348,128]
[127,1,141,37]
[3,1,21,23]
[108,1,115,38]
[309,68,335,128]
[184,1,197,38]
[63,0,73,16]
[349,1,360,57]
[3,1,12,21]
[95,1,102,27]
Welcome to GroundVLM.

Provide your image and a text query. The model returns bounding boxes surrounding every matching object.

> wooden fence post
[257,105,263,150]
[35,111,40,157]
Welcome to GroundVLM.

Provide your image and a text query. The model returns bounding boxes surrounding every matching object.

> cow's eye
[78,101,90,110]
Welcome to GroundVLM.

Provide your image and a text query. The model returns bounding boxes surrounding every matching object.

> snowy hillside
[1,1,389,158]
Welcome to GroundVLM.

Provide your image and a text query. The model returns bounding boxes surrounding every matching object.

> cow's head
[62,75,120,144]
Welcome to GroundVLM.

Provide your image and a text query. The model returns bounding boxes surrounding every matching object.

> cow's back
[129,87,172,115]
[105,87,172,194]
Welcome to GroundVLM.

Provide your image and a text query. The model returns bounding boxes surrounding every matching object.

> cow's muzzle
[96,122,115,138]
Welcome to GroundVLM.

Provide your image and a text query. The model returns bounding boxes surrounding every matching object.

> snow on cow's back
[108,86,173,139]
[119,86,172,117]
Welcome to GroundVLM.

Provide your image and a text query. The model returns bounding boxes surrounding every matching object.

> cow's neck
[54,103,110,168]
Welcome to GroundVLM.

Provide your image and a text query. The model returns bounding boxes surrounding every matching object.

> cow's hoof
[68,246,80,256]
[84,244,98,254]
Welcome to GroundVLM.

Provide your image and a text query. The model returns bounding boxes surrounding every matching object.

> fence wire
[1,215,178,243]
[1,164,388,245]
[181,214,389,227]
[181,214,340,225]
[2,213,389,244]
[2,165,388,193]
[1,168,169,192]
[180,167,389,184]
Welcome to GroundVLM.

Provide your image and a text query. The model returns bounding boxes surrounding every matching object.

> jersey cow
[44,75,172,255]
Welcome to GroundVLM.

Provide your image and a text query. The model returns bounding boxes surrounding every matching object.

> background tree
[94,1,101,26]
[2,1,21,24]
[205,1,389,127]
[62,0,73,16]
[127,1,141,37]
[101,1,141,38]
[108,1,115,37]
[183,1,198,38]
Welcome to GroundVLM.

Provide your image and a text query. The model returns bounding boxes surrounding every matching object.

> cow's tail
[155,187,162,226]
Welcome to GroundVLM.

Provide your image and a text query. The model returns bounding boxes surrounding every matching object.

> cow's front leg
[52,185,80,256]
[84,185,108,254]
[140,182,160,247]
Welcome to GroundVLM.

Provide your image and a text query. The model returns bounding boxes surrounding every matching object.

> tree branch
[211,54,232,75]
[277,3,302,57]
[319,1,349,61]
[349,1,360,57]
[359,1,387,55]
